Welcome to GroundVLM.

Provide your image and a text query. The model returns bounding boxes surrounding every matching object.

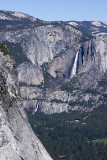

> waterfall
[34,105,38,113]
[33,100,39,114]
[70,51,79,79]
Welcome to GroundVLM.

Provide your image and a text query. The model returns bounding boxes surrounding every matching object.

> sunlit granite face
[0,49,53,160]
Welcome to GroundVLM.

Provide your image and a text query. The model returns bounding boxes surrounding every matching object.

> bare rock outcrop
[0,47,53,159]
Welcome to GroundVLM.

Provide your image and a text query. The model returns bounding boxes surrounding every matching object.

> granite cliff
[0,44,53,159]
[0,10,107,114]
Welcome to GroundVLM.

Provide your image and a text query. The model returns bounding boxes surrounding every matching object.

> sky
[0,0,107,22]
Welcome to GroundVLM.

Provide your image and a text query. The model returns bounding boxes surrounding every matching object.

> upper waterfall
[70,51,79,78]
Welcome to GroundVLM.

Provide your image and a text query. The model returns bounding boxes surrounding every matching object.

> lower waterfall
[70,51,79,78]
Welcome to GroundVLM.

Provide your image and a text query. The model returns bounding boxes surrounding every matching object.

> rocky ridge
[0,11,107,114]
[0,45,53,159]
[68,21,107,35]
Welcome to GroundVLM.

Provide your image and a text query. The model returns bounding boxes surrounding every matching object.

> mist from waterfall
[70,51,79,79]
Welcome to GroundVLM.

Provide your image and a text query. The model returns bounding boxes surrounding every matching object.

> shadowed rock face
[78,36,107,75]
[0,49,53,159]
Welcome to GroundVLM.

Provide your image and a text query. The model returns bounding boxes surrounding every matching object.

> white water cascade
[33,100,39,114]
[70,51,79,79]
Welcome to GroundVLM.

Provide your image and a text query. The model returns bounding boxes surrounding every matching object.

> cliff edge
[0,45,53,160]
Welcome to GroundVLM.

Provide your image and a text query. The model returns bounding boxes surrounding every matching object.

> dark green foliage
[26,104,107,160]
[19,82,28,87]
[19,82,37,87]
[92,138,107,145]
[98,73,107,87]
[79,30,94,43]
[0,79,7,98]
[102,93,107,103]
[68,100,94,108]
[19,82,44,89]
[60,73,85,93]
[41,62,57,89]
[8,97,15,108]
[51,99,65,103]
[0,43,10,55]
[0,85,4,99]
[3,41,30,65]
[60,76,79,93]
[84,88,97,95]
